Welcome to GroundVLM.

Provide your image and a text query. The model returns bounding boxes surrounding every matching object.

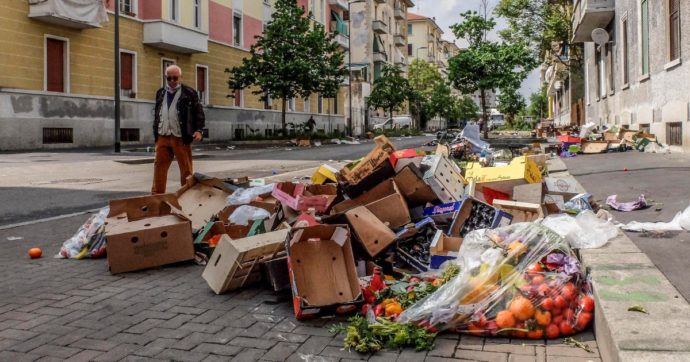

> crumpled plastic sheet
[228,205,271,226]
[620,204,690,232]
[564,193,593,214]
[542,210,618,249]
[644,142,671,154]
[461,124,491,153]
[225,184,275,205]
[606,194,648,212]
[579,122,597,139]
[57,207,109,259]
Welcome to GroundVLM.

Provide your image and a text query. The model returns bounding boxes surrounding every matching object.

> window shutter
[46,39,64,92]
[120,53,133,90]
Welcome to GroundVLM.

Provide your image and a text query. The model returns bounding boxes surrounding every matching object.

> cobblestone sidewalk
[0,215,602,362]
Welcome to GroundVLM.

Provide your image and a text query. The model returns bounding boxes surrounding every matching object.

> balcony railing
[394,8,405,20]
[143,21,208,54]
[28,0,107,29]
[571,0,615,43]
[328,0,348,11]
[372,20,387,34]
[374,0,386,3]
[427,33,435,43]
[394,34,405,47]
[334,33,349,49]
[373,51,388,63]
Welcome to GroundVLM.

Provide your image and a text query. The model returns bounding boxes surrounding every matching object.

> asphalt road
[0,136,434,226]
[564,151,690,302]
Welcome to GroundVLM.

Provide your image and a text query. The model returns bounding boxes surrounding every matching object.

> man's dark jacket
[153,84,205,144]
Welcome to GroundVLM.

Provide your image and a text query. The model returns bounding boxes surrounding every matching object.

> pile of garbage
[553,123,668,156]
[59,134,615,353]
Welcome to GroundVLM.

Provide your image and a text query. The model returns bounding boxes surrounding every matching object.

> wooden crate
[581,140,610,154]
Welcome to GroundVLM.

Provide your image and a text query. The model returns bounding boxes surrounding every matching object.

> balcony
[334,33,349,49]
[372,20,387,34]
[395,58,407,67]
[374,0,386,3]
[143,21,208,54]
[427,33,435,43]
[571,0,615,43]
[394,34,405,47]
[331,20,349,49]
[329,0,348,11]
[394,7,405,20]
[373,51,388,63]
[28,0,107,29]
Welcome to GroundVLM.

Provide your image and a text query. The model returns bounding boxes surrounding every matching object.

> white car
[373,116,413,130]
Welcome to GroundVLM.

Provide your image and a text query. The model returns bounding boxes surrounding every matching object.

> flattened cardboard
[202,229,289,294]
[176,175,234,230]
[512,183,544,204]
[286,225,362,320]
[493,200,545,223]
[345,206,397,257]
[429,230,463,269]
[393,164,438,207]
[544,194,566,214]
[544,176,586,199]
[106,213,194,274]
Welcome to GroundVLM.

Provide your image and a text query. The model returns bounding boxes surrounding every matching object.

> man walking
[152,65,205,194]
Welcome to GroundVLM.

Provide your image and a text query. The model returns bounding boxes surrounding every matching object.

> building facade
[0,0,348,150]
[576,0,690,150]
[348,0,413,136]
[541,41,585,127]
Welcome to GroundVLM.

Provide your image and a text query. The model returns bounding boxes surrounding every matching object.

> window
[333,92,338,114]
[310,0,315,17]
[407,44,413,56]
[43,128,73,144]
[585,62,590,104]
[318,94,323,113]
[120,0,136,16]
[407,24,412,35]
[120,51,136,98]
[170,0,178,22]
[161,58,175,87]
[233,13,242,47]
[320,0,325,24]
[304,97,310,113]
[595,46,602,99]
[288,98,296,112]
[234,89,242,107]
[607,43,614,94]
[668,122,682,145]
[669,0,681,61]
[45,37,68,93]
[621,17,630,85]
[641,0,650,75]
[196,65,208,104]
[193,0,201,29]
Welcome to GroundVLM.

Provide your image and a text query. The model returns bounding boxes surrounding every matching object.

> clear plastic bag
[621,204,690,232]
[542,211,617,249]
[57,207,109,259]
[226,184,275,205]
[228,205,271,226]
[397,223,594,339]
[563,193,592,214]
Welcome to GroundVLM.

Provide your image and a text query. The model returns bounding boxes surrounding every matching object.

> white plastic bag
[226,184,275,205]
[542,210,617,249]
[58,207,109,259]
[620,205,690,232]
[228,205,271,226]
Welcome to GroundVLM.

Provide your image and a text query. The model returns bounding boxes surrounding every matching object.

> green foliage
[527,86,549,119]
[497,87,526,125]
[454,95,480,124]
[226,0,345,132]
[450,11,496,48]
[329,316,437,353]
[367,65,413,119]
[372,128,422,137]
[407,59,444,129]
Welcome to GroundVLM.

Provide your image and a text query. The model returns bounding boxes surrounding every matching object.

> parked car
[372,116,413,130]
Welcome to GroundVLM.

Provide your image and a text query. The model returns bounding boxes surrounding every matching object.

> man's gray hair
[165,64,182,76]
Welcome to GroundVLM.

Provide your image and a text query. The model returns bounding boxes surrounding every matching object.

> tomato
[28,247,42,259]
[554,296,567,309]
[545,323,560,339]
[537,284,551,296]
[551,307,562,317]
[531,275,545,286]
[473,312,487,327]
[562,283,577,301]
[527,263,543,276]
[513,323,527,338]
[467,323,484,336]
[559,321,575,336]
[527,329,544,339]
[575,312,593,330]
[541,297,554,311]
[552,315,564,325]
[579,295,595,312]
[562,308,575,323]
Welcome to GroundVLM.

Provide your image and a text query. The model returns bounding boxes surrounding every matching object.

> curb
[114,153,212,165]
[560,164,690,362]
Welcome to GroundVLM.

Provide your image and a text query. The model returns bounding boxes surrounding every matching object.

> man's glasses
[166,76,179,81]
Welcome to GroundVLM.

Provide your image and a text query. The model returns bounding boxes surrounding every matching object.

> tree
[454,95,480,126]
[497,87,526,126]
[367,65,412,125]
[427,82,454,123]
[226,0,345,133]
[527,86,548,120]
[407,59,444,129]
[448,11,536,137]
[495,0,577,70]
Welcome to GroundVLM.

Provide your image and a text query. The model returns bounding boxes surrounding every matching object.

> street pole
[114,0,121,153]
[347,3,352,137]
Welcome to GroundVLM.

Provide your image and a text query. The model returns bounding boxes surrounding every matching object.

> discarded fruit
[559,321,574,335]
[541,297,554,311]
[28,247,42,259]
[575,312,592,330]
[545,323,560,338]
[535,309,551,326]
[510,297,535,321]
[527,329,544,339]
[496,310,516,328]
[579,296,595,312]
[554,295,567,309]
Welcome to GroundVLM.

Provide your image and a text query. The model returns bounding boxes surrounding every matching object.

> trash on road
[606,194,648,212]
[28,247,42,259]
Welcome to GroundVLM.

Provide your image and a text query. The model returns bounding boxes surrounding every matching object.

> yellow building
[0,0,348,150]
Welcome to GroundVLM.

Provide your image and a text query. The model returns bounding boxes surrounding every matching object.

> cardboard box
[106,199,194,274]
[512,183,544,204]
[332,179,410,229]
[218,200,283,232]
[311,164,338,185]
[286,225,362,320]
[421,155,466,203]
[395,218,436,273]
[261,256,290,292]
[429,230,463,269]
[544,176,586,199]
[527,154,547,170]
[464,156,542,195]
[604,132,620,141]
[176,174,235,230]
[492,200,545,223]
[339,135,396,185]
[272,183,337,214]
[423,200,465,225]
[557,135,582,143]
[345,206,397,257]
[202,228,289,294]
[543,194,566,213]
[447,197,513,238]
[389,148,426,169]
[393,164,438,207]
[581,140,610,154]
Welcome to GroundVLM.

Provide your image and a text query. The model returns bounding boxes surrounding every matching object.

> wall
[584,0,690,150]
[0,89,346,151]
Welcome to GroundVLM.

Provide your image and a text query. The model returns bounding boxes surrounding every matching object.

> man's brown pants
[152,135,193,194]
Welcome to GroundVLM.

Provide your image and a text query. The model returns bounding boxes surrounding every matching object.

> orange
[509,297,535,321]
[28,247,42,259]
[508,241,527,257]
[495,310,516,329]
[527,329,544,339]
[535,309,551,326]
